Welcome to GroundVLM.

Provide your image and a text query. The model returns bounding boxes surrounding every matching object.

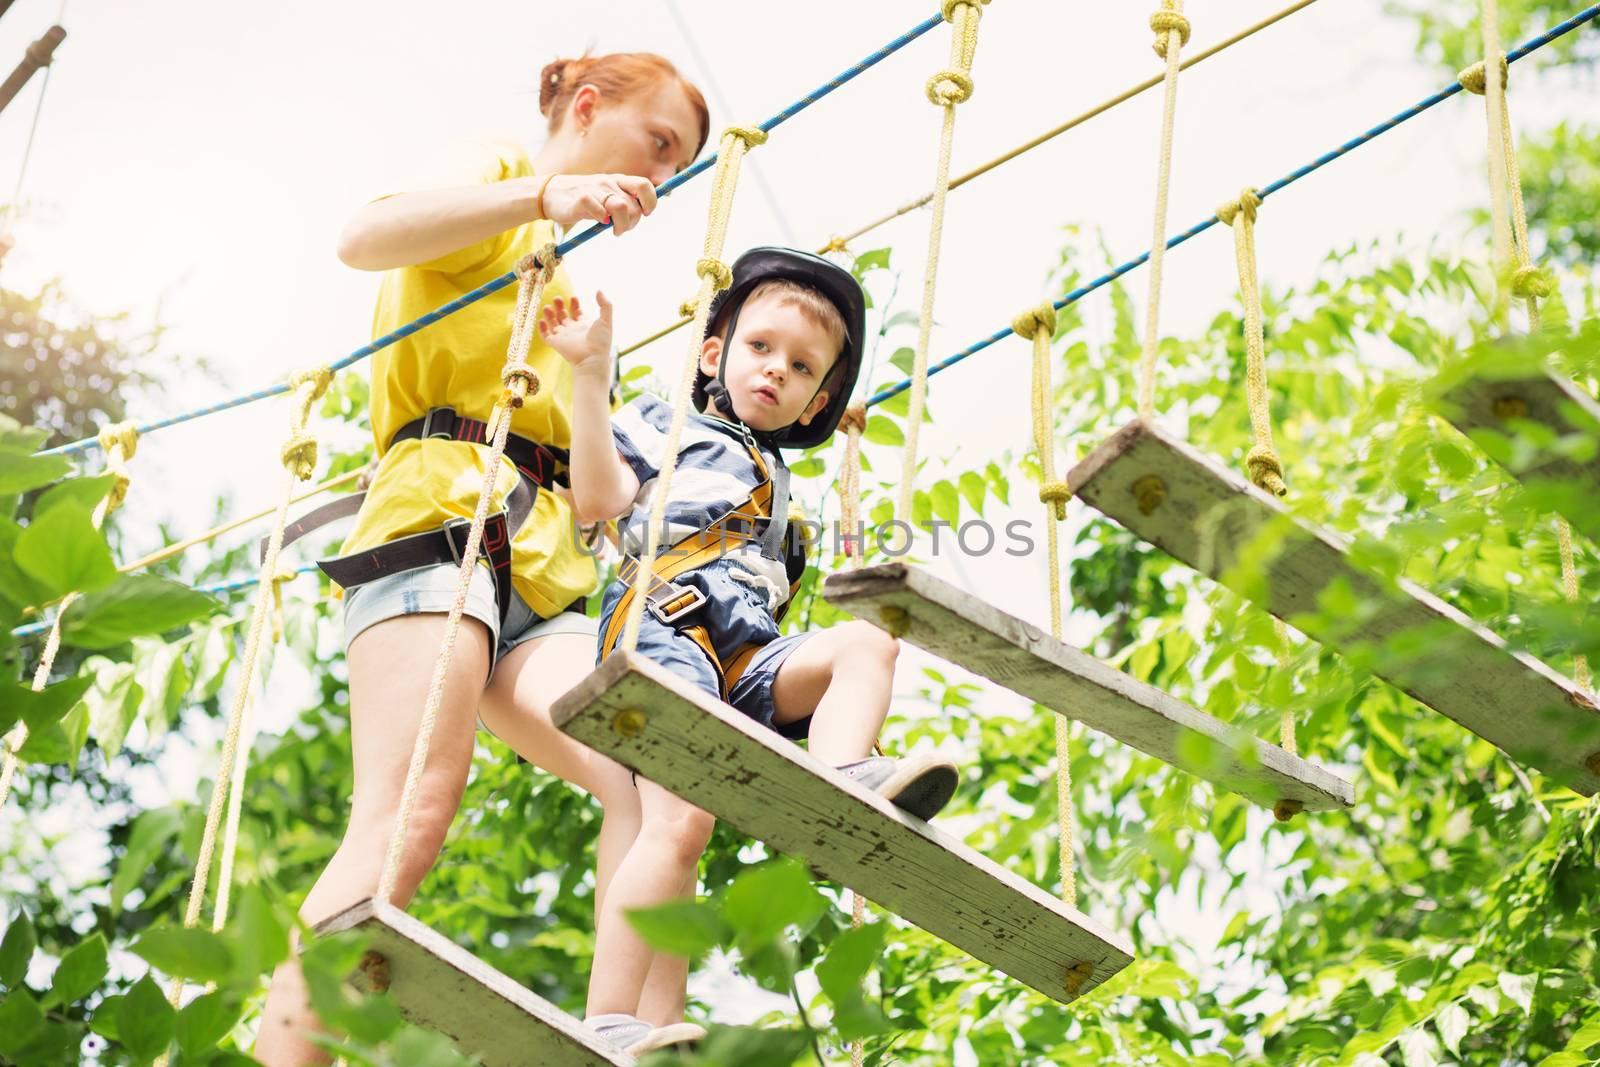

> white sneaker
[835,752,959,820]
[626,1022,708,1055]
[587,1012,651,1053]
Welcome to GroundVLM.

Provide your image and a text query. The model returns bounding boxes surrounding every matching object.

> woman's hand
[539,174,658,236]
[538,292,614,376]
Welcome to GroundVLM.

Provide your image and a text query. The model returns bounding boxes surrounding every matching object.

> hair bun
[538,59,569,117]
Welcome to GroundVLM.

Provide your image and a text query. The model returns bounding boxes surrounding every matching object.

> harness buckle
[420,407,456,440]
[442,517,473,565]
[647,584,708,625]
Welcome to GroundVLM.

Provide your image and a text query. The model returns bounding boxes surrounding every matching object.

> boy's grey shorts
[343,562,596,676]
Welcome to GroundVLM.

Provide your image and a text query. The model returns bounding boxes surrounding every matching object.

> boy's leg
[587,778,715,1019]
[767,620,899,762]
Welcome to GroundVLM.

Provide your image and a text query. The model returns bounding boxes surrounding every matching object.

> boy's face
[699,291,839,434]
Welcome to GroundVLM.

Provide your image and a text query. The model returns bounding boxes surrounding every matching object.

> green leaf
[788,457,825,479]
[116,975,176,1064]
[63,574,219,649]
[625,898,726,957]
[0,673,93,737]
[230,885,291,980]
[815,922,886,1006]
[930,479,960,526]
[1498,971,1536,1014]
[1435,1001,1468,1057]
[45,933,108,1009]
[0,988,45,1060]
[0,448,71,496]
[1398,1026,1440,1067]
[888,346,915,376]
[863,415,903,447]
[721,858,825,948]
[176,989,243,1057]
[132,926,234,984]
[18,702,89,766]
[958,469,987,512]
[31,474,117,519]
[13,503,119,600]
[113,808,183,914]
[0,911,38,987]
[852,248,891,275]
[83,661,143,759]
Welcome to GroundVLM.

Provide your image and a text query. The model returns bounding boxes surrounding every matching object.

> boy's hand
[538,292,613,377]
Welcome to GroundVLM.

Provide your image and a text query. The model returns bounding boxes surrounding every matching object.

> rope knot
[823,235,849,254]
[1150,5,1191,58]
[926,69,975,106]
[838,404,868,436]
[287,366,334,404]
[1216,188,1262,227]
[96,420,139,461]
[721,125,768,149]
[1011,302,1058,341]
[1511,264,1554,299]
[1245,444,1287,497]
[105,472,132,513]
[516,243,561,281]
[281,431,319,480]
[696,257,734,291]
[1039,480,1072,520]
[940,0,987,21]
[678,297,699,319]
[1458,53,1509,95]
[502,362,542,406]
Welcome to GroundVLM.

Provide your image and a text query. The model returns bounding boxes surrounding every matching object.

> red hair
[539,53,710,158]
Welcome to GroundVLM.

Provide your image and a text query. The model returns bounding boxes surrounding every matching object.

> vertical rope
[1477,0,1514,330]
[155,371,329,1043]
[619,125,767,653]
[1137,0,1191,419]
[1217,190,1305,773]
[0,422,137,812]
[895,0,987,522]
[1014,303,1077,908]
[1461,35,1584,692]
[375,250,558,903]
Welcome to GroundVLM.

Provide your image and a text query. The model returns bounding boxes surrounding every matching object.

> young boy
[538,247,959,1054]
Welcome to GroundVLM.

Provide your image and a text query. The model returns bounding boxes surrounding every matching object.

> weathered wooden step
[314,897,630,1067]
[1438,365,1600,543]
[1068,418,1600,796]
[823,562,1353,814]
[551,652,1135,1005]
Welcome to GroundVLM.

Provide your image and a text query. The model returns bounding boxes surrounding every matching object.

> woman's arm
[538,293,641,523]
[337,173,659,272]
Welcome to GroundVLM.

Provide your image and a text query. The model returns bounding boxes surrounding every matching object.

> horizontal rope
[37,9,948,460]
[10,564,321,639]
[866,3,1600,409]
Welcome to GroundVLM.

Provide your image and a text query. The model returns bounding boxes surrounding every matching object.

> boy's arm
[539,293,640,523]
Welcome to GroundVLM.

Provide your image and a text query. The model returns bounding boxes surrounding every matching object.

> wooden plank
[1068,418,1600,797]
[1438,366,1600,543]
[552,653,1135,1005]
[314,898,630,1067]
[823,563,1353,815]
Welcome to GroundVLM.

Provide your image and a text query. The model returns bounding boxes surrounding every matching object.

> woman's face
[572,83,704,188]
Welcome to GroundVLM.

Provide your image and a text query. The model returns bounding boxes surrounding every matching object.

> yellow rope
[1137,0,1189,419]
[376,248,559,902]
[1014,303,1077,908]
[1476,0,1514,330]
[837,405,868,568]
[1557,518,1591,690]
[614,0,1321,363]
[895,0,986,524]
[156,370,329,1037]
[618,125,767,654]
[0,422,138,813]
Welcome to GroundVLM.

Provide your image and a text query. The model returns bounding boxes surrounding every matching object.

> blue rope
[39,9,948,459]
[9,564,323,639]
[867,3,1600,408]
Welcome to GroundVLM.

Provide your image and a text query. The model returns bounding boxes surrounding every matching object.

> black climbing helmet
[692,247,867,451]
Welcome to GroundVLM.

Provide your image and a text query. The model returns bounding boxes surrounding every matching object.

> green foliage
[1384,0,1599,73]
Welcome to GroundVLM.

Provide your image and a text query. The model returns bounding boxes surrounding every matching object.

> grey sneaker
[836,752,959,821]
[627,1022,707,1055]
[588,1013,651,1053]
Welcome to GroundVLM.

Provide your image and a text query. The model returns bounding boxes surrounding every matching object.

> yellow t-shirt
[340,138,599,618]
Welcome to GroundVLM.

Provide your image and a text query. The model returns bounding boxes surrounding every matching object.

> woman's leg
[586,779,715,1019]
[478,632,642,919]
[634,867,696,1027]
[254,614,490,1067]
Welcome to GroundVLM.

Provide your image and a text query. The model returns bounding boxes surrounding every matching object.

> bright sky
[4,0,1591,1042]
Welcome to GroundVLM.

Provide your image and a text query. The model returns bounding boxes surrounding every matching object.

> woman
[255,52,710,1065]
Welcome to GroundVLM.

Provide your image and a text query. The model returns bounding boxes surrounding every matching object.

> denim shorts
[597,556,813,740]
[343,562,597,676]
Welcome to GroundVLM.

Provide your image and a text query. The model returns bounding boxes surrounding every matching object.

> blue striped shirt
[612,393,791,604]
